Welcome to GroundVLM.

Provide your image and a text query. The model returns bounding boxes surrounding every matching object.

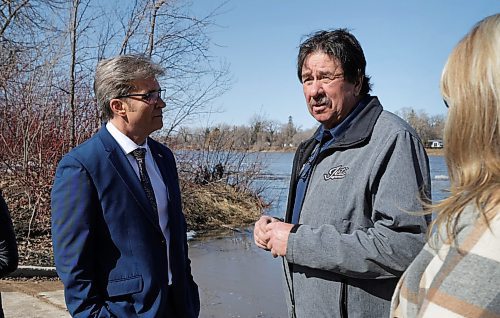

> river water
[189,153,449,318]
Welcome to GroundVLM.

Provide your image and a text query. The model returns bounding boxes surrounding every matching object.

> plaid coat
[390,204,500,317]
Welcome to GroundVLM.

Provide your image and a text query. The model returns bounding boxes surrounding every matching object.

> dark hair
[297,29,371,95]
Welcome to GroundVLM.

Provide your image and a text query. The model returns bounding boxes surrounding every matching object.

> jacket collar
[309,96,382,149]
[331,95,382,148]
[297,96,383,168]
[286,96,383,222]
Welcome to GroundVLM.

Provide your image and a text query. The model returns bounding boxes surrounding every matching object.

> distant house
[426,139,443,148]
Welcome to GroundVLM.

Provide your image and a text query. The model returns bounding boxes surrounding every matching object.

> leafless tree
[1,0,235,250]
[106,0,231,136]
[396,107,445,143]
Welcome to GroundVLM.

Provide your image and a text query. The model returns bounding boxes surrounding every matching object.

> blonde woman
[391,13,500,317]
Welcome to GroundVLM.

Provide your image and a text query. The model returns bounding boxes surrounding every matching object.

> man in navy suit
[51,54,200,317]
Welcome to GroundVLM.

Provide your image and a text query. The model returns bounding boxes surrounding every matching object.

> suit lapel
[148,139,177,202]
[148,139,180,231]
[97,127,162,232]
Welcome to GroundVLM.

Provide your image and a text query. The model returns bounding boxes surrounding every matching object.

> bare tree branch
[0,0,30,37]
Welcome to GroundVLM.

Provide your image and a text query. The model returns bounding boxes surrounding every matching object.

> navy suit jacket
[51,127,199,317]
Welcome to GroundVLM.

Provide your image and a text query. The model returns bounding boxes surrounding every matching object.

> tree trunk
[69,0,79,148]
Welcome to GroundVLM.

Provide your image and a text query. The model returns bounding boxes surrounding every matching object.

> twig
[220,224,242,232]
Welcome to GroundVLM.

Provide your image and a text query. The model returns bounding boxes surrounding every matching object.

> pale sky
[191,1,499,130]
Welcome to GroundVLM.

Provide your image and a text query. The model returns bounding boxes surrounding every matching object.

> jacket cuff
[286,224,302,262]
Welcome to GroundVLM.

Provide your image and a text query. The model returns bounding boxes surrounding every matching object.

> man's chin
[315,117,337,129]
[150,121,163,133]
[313,114,329,124]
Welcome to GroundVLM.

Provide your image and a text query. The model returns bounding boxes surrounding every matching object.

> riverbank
[181,181,265,231]
[425,148,444,156]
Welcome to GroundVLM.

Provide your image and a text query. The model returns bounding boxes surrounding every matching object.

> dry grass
[181,180,265,231]
[425,148,444,156]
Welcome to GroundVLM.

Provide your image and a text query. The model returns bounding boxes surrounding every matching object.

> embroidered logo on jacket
[323,165,349,180]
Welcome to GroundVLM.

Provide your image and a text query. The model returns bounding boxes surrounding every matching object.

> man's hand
[253,216,277,250]
[264,222,294,258]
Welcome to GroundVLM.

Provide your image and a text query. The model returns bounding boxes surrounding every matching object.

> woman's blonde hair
[432,13,500,242]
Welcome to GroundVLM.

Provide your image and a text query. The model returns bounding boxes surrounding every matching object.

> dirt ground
[0,278,63,294]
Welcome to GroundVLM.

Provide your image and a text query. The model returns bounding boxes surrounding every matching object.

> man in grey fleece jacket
[254,29,430,318]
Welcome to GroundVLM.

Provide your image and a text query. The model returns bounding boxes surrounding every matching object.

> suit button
[161,239,166,245]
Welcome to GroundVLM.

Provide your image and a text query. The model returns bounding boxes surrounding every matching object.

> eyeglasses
[115,89,164,105]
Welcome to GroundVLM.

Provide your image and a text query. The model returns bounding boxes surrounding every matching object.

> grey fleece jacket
[283,96,430,318]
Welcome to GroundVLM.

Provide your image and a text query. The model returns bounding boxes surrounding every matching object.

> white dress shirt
[106,122,172,284]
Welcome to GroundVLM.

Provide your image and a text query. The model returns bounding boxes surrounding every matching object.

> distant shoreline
[174,147,444,156]
[425,148,444,156]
